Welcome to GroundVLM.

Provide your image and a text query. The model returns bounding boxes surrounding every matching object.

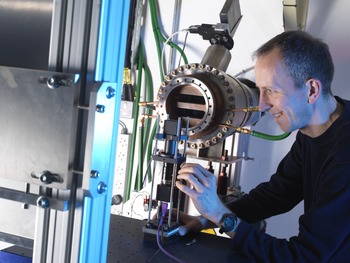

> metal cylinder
[201,44,232,71]
[156,63,260,149]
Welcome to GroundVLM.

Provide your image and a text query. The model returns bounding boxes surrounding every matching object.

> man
[176,30,350,262]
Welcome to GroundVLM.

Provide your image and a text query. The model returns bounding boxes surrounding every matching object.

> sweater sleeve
[229,144,350,262]
[228,139,304,223]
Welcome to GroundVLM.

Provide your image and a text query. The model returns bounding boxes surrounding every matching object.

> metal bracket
[0,186,68,211]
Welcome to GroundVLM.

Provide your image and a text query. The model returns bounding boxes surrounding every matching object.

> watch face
[223,217,235,228]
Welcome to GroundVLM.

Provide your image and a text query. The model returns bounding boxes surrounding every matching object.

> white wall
[306,0,350,99]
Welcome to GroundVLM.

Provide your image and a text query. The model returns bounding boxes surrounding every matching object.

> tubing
[236,127,291,141]
[142,63,154,183]
[125,42,144,201]
[252,130,291,141]
[149,0,188,78]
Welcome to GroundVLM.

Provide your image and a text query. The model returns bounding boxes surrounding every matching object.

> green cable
[125,42,144,201]
[149,0,188,78]
[142,63,153,149]
[145,123,157,184]
[251,130,291,141]
[237,127,291,141]
[142,63,154,183]
[149,0,163,79]
[135,123,144,191]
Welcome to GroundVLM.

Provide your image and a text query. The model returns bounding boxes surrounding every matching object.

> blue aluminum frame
[79,0,130,262]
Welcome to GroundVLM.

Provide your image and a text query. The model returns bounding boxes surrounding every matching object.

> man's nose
[258,94,271,112]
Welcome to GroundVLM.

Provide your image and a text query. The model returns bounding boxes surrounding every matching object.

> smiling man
[176,30,350,262]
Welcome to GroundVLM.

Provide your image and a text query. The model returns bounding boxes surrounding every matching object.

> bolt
[37,196,50,209]
[90,170,100,178]
[97,182,108,194]
[112,194,123,205]
[47,76,61,89]
[40,171,53,184]
[96,104,105,113]
[105,86,115,99]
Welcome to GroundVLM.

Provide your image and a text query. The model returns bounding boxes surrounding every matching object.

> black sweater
[229,97,350,262]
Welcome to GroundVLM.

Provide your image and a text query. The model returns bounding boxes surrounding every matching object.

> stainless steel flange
[156,63,260,149]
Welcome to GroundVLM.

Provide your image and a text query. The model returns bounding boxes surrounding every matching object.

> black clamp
[189,24,234,50]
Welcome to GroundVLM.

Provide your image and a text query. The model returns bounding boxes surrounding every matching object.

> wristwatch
[219,213,238,234]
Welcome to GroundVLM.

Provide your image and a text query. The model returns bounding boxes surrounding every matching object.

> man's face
[254,49,311,132]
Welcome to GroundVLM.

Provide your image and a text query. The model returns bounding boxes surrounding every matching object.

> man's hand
[176,163,231,226]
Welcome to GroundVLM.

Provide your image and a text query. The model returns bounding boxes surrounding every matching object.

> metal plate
[0,66,79,189]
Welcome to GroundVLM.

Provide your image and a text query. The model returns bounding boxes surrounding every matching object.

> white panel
[306,0,350,98]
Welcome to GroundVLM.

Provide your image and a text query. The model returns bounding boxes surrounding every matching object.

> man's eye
[264,89,279,95]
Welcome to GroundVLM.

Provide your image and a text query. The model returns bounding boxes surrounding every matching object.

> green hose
[125,42,144,201]
[236,127,291,141]
[142,63,154,183]
[135,124,144,191]
[149,0,188,78]
[125,0,190,199]
[252,130,291,141]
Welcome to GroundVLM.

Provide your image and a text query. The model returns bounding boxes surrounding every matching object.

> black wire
[124,0,138,68]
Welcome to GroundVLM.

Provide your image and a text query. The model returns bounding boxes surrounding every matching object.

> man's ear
[306,78,321,104]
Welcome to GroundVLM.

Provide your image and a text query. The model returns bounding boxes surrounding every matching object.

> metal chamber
[156,63,260,150]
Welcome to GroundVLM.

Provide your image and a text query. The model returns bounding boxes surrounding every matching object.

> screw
[106,86,115,99]
[90,170,100,178]
[47,76,61,89]
[37,196,50,209]
[40,171,53,184]
[96,104,105,113]
[97,182,108,194]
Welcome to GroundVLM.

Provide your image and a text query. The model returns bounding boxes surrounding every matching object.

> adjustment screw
[37,196,50,209]
[97,182,108,194]
[96,104,105,113]
[90,170,100,178]
[47,76,61,89]
[106,86,115,99]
